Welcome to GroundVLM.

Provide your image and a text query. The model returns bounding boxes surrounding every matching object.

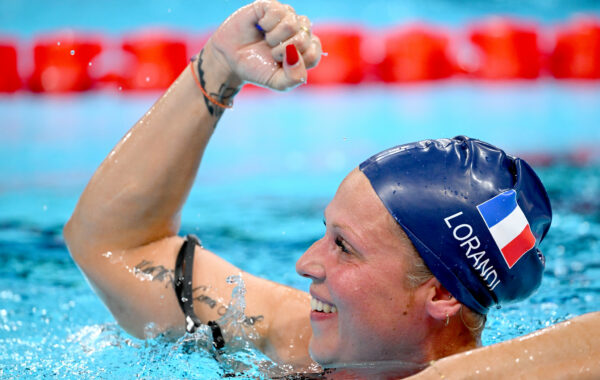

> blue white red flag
[477,190,536,268]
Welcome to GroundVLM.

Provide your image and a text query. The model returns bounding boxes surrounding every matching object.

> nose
[296,237,326,281]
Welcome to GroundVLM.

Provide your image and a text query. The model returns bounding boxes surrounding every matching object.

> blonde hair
[386,212,487,338]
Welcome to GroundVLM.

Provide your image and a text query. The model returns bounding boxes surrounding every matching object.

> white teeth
[310,296,337,313]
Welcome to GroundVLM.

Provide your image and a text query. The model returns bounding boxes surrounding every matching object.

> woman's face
[296,169,430,366]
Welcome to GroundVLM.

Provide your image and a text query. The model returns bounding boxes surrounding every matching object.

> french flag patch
[477,190,536,269]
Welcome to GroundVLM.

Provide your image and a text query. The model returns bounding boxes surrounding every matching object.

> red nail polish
[286,44,299,66]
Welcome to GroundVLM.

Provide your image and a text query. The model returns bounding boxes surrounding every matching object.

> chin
[308,337,339,367]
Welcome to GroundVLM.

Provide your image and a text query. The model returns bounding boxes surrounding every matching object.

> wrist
[196,42,244,96]
[189,45,243,117]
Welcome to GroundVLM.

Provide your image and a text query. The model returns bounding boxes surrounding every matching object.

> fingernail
[286,44,299,66]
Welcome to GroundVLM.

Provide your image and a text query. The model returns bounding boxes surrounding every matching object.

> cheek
[330,265,369,302]
[332,267,385,320]
[334,265,413,325]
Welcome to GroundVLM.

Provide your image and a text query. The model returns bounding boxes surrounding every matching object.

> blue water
[1,82,599,378]
[2,0,600,376]
[2,0,600,37]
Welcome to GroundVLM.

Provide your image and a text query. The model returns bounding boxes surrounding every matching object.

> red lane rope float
[307,26,365,85]
[468,18,541,79]
[0,39,21,92]
[378,24,457,82]
[550,17,600,79]
[6,17,600,94]
[28,31,103,93]
[121,30,188,91]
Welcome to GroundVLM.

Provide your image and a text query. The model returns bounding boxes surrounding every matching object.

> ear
[421,277,461,322]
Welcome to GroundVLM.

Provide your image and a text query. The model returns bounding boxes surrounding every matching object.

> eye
[335,237,351,254]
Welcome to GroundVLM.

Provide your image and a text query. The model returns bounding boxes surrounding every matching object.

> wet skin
[296,168,431,366]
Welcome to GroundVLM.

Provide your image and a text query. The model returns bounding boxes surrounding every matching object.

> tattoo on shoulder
[133,260,175,289]
[196,50,240,120]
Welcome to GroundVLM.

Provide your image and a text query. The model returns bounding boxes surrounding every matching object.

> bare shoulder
[407,311,600,380]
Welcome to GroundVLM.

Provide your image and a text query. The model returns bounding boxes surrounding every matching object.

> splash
[169,273,287,378]
[216,274,260,347]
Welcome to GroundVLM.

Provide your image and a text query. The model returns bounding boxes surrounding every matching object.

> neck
[321,329,478,380]
[421,318,480,362]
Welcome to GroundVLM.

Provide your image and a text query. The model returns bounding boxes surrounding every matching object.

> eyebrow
[323,214,362,249]
[323,213,353,231]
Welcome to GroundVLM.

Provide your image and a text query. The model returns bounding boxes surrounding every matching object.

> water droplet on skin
[70,50,75,55]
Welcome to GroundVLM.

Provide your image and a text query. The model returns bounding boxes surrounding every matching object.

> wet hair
[405,247,486,338]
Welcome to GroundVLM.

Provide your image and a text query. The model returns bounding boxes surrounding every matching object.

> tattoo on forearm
[196,50,240,120]
[192,285,264,325]
[133,260,175,288]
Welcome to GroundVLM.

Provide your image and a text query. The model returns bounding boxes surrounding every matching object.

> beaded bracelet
[189,60,233,109]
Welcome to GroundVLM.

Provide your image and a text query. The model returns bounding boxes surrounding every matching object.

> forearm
[65,44,243,255]
[64,0,319,258]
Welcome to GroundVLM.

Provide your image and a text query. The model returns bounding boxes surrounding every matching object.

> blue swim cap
[359,136,552,314]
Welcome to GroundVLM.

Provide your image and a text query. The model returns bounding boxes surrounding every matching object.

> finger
[270,27,313,61]
[264,13,300,47]
[302,36,322,70]
[269,44,307,91]
[283,44,307,84]
[253,0,287,34]
[283,4,296,14]
[298,15,312,35]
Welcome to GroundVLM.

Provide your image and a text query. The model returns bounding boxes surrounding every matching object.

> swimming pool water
[1,84,600,378]
[3,0,600,37]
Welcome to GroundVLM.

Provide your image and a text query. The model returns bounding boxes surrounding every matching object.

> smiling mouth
[310,296,338,314]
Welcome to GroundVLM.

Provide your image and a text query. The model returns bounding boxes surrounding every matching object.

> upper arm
[66,235,188,338]
[408,311,600,379]
[66,230,314,366]
[66,233,250,339]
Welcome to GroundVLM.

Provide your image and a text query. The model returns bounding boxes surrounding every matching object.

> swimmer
[64,0,600,378]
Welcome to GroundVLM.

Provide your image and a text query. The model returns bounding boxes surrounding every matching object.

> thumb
[269,44,307,91]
